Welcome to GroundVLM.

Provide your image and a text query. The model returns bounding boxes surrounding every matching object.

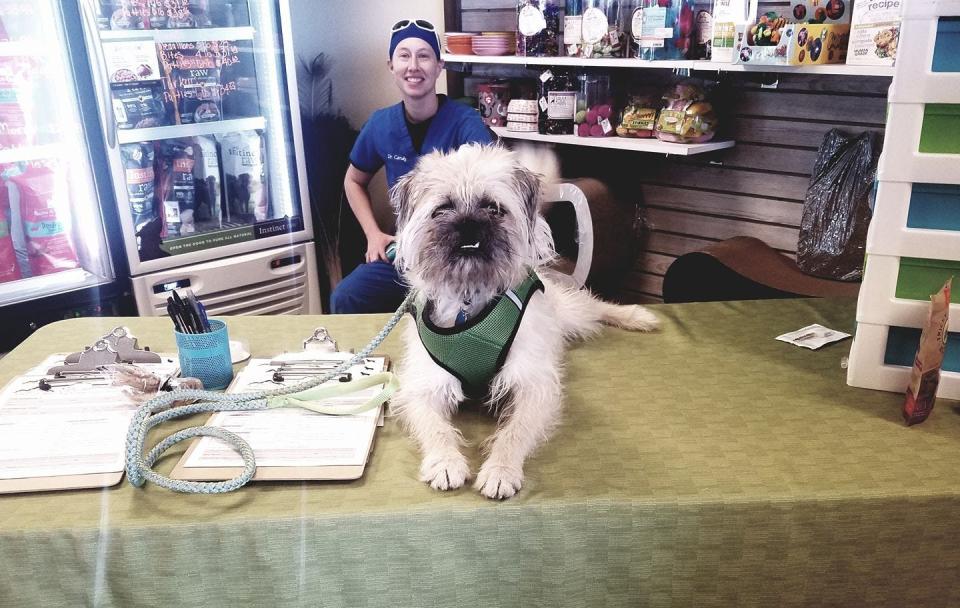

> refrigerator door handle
[79,0,117,149]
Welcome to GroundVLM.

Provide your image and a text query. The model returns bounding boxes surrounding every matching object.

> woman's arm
[344,164,395,263]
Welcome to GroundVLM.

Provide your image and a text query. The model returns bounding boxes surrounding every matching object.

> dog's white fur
[389,143,658,499]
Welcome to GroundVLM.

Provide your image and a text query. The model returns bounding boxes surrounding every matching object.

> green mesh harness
[413,271,544,399]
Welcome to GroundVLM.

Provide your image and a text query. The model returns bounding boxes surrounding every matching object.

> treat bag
[903,278,952,426]
[8,163,80,276]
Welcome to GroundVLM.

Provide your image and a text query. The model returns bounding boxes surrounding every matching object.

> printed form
[0,354,179,480]
[183,355,389,469]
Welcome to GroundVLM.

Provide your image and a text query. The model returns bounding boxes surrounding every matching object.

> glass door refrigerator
[78,0,320,317]
[0,0,128,351]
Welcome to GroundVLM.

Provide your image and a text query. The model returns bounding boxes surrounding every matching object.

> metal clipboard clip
[63,327,161,366]
[303,327,338,353]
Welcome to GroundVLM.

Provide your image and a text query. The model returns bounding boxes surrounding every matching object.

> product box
[846,0,901,66]
[789,0,851,24]
[711,0,759,63]
[734,21,849,66]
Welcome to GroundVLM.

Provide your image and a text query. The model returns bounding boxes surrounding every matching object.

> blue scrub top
[349,97,494,189]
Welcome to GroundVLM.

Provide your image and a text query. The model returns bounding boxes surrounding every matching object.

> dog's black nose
[455,218,483,245]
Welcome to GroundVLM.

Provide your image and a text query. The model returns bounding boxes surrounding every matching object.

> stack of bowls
[507,99,539,132]
[471,32,516,56]
[445,32,475,55]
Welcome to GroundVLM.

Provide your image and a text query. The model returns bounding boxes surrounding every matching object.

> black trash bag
[797,129,877,281]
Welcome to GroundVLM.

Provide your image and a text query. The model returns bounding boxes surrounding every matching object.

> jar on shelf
[563,0,583,57]
[477,82,511,127]
[517,0,561,57]
[538,70,577,135]
[575,73,615,137]
[629,0,696,60]
[579,0,626,58]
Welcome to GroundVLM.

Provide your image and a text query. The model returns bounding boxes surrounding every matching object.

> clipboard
[0,472,123,495]
[168,354,391,483]
[0,343,180,495]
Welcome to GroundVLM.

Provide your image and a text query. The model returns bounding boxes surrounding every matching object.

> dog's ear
[511,165,542,227]
[389,169,417,230]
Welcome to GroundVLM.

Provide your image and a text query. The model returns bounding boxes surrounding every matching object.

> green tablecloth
[1,298,959,607]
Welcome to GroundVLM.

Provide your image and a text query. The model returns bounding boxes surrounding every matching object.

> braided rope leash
[125,292,415,494]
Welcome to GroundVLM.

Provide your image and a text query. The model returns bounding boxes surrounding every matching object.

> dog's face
[390,144,554,302]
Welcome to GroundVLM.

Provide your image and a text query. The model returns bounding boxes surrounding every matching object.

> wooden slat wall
[451,2,890,304]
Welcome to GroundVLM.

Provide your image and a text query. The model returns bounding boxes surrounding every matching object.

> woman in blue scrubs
[330,19,494,314]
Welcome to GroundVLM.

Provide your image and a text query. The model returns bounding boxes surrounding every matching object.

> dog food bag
[112,81,169,129]
[192,135,222,225]
[903,278,951,426]
[7,164,80,276]
[159,42,223,125]
[120,142,156,233]
[0,181,22,284]
[157,140,197,236]
[218,130,268,221]
[0,56,38,150]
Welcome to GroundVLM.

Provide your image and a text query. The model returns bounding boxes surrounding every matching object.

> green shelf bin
[895,257,960,303]
[920,104,960,154]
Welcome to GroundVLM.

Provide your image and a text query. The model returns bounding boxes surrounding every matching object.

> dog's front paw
[474,461,524,499]
[419,452,471,491]
[620,305,659,332]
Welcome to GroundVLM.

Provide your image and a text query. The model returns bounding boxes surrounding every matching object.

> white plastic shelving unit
[847,0,960,398]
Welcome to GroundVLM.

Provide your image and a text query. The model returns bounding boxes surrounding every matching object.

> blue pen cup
[174,319,233,390]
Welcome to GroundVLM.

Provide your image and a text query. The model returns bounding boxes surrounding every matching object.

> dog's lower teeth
[460,242,480,250]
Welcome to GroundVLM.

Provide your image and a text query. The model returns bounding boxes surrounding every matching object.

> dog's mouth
[459,241,480,251]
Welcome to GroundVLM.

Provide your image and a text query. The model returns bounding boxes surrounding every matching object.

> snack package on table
[903,278,952,426]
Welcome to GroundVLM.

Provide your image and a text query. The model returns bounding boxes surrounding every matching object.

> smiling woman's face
[389,37,443,101]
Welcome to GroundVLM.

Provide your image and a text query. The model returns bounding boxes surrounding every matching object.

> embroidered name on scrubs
[413,271,544,399]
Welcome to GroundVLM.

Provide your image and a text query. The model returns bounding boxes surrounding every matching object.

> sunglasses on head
[391,19,437,32]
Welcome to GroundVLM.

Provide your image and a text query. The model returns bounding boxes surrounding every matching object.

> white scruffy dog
[390,143,658,499]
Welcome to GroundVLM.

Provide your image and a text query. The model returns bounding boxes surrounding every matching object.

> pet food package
[0,183,22,284]
[903,278,952,426]
[617,93,658,138]
[104,40,161,84]
[98,0,220,30]
[156,140,197,237]
[192,135,222,225]
[120,142,156,233]
[655,81,718,143]
[112,81,170,130]
[218,130,268,222]
[159,42,223,125]
[6,164,80,277]
[846,0,900,66]
[0,56,38,150]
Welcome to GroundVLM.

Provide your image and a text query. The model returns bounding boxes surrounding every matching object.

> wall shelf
[442,54,895,77]
[492,127,734,156]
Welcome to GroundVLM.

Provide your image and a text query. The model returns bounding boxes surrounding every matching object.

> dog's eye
[431,202,454,218]
[482,201,505,216]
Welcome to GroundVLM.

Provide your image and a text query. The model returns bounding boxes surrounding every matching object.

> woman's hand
[365,231,396,263]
